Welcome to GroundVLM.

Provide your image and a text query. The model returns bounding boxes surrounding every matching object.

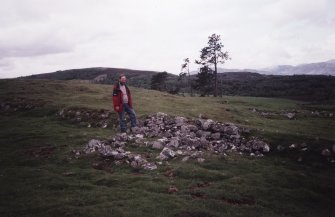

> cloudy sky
[0,0,334,78]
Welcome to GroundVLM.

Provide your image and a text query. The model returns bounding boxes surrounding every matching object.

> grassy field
[0,79,334,217]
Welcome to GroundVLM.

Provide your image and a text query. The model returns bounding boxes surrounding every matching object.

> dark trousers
[118,103,137,131]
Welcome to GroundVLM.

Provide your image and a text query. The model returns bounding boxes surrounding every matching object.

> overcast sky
[0,0,334,78]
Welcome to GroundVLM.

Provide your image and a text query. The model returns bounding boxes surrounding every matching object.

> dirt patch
[190,181,211,190]
[221,195,256,206]
[190,191,207,199]
[91,160,114,173]
[23,145,59,158]
[174,211,214,217]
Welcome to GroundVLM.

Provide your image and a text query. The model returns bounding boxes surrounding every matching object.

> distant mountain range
[217,59,335,76]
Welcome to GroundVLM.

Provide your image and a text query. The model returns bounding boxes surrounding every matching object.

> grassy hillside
[0,79,334,217]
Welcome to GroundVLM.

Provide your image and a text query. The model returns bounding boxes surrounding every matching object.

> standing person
[112,74,137,133]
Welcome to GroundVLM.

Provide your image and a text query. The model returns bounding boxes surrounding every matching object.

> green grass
[0,79,334,217]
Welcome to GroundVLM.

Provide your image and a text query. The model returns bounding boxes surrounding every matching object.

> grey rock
[175,116,187,126]
[321,148,331,157]
[180,125,189,134]
[131,127,141,134]
[247,138,270,153]
[181,156,189,162]
[196,130,204,138]
[223,124,239,135]
[201,119,214,131]
[211,123,225,133]
[159,147,176,160]
[156,112,167,117]
[142,162,157,170]
[84,139,104,153]
[167,138,179,148]
[285,112,296,119]
[211,132,221,140]
[188,124,198,132]
[152,141,164,150]
[197,158,205,163]
[200,137,209,147]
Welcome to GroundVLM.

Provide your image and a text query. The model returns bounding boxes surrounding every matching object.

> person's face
[120,76,126,83]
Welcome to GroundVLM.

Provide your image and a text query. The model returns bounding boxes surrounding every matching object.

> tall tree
[151,72,168,91]
[196,33,230,97]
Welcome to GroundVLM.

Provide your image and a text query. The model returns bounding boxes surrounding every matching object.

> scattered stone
[142,162,157,170]
[285,112,296,119]
[0,98,45,113]
[289,144,297,149]
[62,171,75,176]
[83,139,105,154]
[159,147,176,160]
[182,156,189,162]
[57,107,118,128]
[197,158,205,163]
[321,148,331,157]
[246,138,270,153]
[301,147,308,152]
[168,186,178,194]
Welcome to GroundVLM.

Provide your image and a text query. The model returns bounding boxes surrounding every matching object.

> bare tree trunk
[214,55,218,97]
[188,65,193,97]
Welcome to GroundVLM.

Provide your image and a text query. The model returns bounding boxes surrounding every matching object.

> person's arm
[112,85,120,112]
[127,87,133,108]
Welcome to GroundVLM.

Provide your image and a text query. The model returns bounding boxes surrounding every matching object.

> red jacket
[112,82,133,112]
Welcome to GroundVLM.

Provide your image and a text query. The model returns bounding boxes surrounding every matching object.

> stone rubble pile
[78,139,157,170]
[75,112,271,170]
[250,107,334,119]
[57,107,118,128]
[0,97,44,112]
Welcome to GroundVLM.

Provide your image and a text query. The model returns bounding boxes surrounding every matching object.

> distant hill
[25,67,177,89]
[24,67,335,101]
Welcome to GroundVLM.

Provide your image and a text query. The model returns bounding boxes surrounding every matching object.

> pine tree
[194,65,214,96]
[196,34,230,97]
